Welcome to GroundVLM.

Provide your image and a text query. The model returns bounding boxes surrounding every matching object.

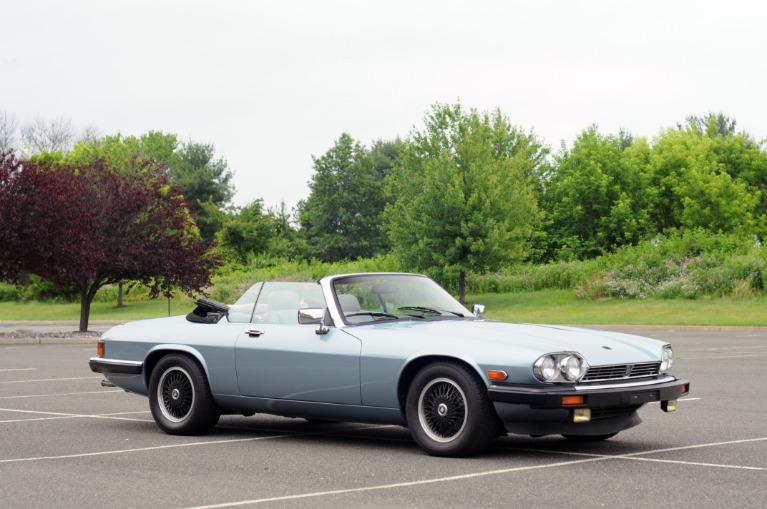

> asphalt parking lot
[1,329,765,508]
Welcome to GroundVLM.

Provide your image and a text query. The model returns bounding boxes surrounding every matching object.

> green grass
[0,298,192,321]
[469,290,767,326]
[2,290,767,326]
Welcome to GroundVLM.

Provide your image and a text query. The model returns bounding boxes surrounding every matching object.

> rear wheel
[149,354,220,435]
[406,362,497,457]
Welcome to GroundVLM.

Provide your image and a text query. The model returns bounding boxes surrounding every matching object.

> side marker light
[487,370,508,381]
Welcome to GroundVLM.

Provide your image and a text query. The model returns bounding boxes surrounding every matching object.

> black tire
[562,432,618,442]
[148,354,221,435]
[405,362,497,457]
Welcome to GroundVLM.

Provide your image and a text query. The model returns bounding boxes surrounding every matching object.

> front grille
[582,362,661,382]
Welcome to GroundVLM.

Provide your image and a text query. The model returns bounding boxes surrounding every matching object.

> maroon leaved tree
[0,151,219,331]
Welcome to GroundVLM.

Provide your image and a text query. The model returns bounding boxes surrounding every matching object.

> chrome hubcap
[418,377,468,443]
[157,366,195,423]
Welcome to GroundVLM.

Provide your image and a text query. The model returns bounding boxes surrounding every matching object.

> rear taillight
[97,340,105,357]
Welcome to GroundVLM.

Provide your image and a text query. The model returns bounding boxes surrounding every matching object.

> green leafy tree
[385,103,542,302]
[648,127,761,234]
[299,133,392,262]
[170,141,234,241]
[542,126,654,260]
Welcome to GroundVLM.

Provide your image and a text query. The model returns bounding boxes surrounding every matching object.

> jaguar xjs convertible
[90,272,689,457]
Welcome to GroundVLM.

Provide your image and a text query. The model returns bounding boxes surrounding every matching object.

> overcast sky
[2,0,765,210]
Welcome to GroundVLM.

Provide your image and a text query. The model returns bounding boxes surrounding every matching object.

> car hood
[350,319,666,366]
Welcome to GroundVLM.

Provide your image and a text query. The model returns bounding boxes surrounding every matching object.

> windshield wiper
[345,311,399,320]
[398,306,465,318]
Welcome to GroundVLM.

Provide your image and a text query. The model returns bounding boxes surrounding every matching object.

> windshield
[332,274,471,325]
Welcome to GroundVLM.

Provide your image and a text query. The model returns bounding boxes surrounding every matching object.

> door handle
[245,328,265,337]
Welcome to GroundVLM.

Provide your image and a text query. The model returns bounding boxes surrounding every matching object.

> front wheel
[149,354,221,435]
[406,362,497,457]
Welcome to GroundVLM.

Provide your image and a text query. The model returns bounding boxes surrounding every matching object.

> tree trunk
[79,282,101,332]
[459,271,466,305]
[117,281,125,308]
[79,288,91,332]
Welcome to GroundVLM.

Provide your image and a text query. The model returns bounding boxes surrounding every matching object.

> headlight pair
[533,353,589,383]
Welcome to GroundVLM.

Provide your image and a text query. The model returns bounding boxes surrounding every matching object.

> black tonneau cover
[186,298,230,324]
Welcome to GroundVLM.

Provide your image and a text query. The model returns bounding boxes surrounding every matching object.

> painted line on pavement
[184,437,767,508]
[0,376,102,384]
[0,390,124,399]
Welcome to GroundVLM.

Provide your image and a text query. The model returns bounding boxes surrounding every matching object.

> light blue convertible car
[90,273,689,457]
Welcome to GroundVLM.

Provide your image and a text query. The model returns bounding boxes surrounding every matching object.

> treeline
[2,104,767,322]
[228,106,767,301]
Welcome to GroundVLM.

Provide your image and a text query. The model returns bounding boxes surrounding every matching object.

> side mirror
[472,304,485,320]
[298,308,333,334]
[298,308,324,325]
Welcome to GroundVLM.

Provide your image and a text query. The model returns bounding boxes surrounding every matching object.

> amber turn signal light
[562,395,584,406]
[97,340,105,357]
[487,370,508,381]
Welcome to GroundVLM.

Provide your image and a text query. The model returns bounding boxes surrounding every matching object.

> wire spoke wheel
[158,366,195,422]
[149,354,221,435]
[406,362,497,457]
[418,378,467,442]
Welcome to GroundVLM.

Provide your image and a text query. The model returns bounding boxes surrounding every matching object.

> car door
[234,323,362,405]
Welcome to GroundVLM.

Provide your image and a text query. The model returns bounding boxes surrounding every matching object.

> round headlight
[660,346,674,373]
[560,355,584,381]
[534,355,558,381]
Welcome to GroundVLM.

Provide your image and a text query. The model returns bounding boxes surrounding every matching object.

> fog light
[573,408,591,423]
[661,399,677,412]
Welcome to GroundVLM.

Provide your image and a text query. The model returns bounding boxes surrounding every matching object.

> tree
[20,116,76,155]
[172,141,234,241]
[0,110,18,154]
[385,103,542,303]
[0,152,218,331]
[217,200,278,263]
[299,134,393,262]
[648,127,762,235]
[542,126,654,260]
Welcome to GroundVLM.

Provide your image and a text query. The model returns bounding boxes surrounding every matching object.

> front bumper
[488,376,690,409]
[89,357,143,375]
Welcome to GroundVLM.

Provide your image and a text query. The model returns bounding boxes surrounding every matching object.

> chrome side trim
[574,376,677,391]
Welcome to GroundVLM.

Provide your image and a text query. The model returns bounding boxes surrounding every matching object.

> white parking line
[184,437,767,508]
[684,345,767,352]
[0,434,298,464]
[512,438,767,471]
[683,354,767,360]
[0,376,102,384]
[0,390,124,399]
[0,408,152,424]
[0,368,37,372]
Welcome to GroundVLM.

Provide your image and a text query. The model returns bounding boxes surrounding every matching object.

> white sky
[2,0,765,210]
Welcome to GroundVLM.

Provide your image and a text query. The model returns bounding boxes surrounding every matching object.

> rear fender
[143,344,210,388]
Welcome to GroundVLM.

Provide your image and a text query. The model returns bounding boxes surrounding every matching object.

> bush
[467,260,594,294]
[575,230,767,300]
